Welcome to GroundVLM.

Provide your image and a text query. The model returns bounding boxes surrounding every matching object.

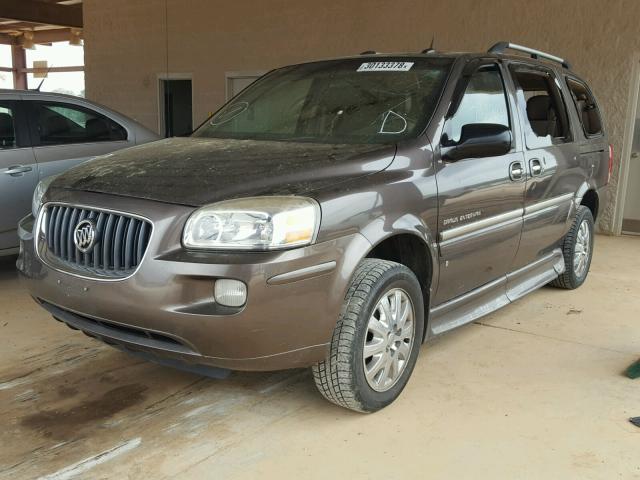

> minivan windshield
[193,58,453,144]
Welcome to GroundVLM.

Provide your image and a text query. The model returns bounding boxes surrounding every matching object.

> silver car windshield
[193,58,452,144]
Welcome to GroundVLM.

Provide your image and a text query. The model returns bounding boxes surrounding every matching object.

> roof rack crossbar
[488,42,571,69]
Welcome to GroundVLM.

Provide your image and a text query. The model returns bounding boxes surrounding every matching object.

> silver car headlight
[183,196,320,250]
[32,175,58,217]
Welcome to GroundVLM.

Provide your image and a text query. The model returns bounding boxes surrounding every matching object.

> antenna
[35,64,53,91]
[421,34,436,54]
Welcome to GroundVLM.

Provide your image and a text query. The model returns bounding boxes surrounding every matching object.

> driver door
[434,62,525,306]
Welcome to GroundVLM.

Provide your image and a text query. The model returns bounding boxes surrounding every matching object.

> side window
[0,104,17,149]
[566,77,603,137]
[34,102,127,146]
[445,65,510,143]
[510,66,571,147]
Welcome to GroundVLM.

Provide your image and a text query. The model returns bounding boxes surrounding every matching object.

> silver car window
[33,101,127,146]
[0,104,17,149]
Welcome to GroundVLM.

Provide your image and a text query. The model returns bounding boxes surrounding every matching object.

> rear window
[194,58,453,144]
[565,77,603,137]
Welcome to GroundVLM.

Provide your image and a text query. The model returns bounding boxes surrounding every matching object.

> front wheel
[312,259,424,413]
[550,205,594,289]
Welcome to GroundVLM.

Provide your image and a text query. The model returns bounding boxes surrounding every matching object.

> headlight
[32,175,58,217]
[183,196,320,250]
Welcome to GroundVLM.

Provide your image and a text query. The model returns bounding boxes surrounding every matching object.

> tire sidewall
[567,208,595,287]
[350,267,424,412]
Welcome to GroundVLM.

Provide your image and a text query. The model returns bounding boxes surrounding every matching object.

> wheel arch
[576,182,600,220]
[358,215,438,341]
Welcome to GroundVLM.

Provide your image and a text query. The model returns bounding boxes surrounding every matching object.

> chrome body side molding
[524,193,574,217]
[439,193,575,244]
[440,209,523,243]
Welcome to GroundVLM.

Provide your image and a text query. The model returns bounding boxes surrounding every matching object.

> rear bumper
[17,193,371,371]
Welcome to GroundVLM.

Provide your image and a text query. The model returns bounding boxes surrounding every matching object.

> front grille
[43,205,152,278]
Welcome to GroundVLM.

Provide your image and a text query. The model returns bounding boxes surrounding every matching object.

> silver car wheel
[363,288,415,392]
[573,219,590,278]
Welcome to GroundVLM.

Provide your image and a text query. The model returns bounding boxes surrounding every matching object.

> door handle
[3,165,33,176]
[509,162,524,181]
[530,158,543,176]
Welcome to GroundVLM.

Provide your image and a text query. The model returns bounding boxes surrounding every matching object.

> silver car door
[0,99,38,253]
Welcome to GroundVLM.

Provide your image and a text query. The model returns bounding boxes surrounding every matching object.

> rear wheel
[312,259,424,412]
[550,205,594,289]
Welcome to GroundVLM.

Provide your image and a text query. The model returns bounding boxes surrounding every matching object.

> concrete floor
[0,235,638,479]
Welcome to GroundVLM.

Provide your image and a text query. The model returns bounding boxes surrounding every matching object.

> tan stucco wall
[83,0,640,232]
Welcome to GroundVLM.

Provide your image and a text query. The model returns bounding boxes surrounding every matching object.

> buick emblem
[73,219,97,253]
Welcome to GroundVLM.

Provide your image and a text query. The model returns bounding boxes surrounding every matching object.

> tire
[549,205,594,290]
[312,259,424,413]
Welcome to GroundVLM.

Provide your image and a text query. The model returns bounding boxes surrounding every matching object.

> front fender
[358,212,440,305]
[358,212,437,247]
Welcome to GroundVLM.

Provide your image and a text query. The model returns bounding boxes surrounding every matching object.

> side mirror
[441,123,512,161]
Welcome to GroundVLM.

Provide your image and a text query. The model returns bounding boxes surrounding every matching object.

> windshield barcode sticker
[357,61,414,72]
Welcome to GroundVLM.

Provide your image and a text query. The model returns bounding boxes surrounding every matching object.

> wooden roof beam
[0,0,82,28]
[0,28,80,45]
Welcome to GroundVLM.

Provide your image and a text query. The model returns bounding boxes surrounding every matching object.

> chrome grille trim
[36,202,154,281]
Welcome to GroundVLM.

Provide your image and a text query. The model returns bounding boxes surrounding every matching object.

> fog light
[214,279,247,307]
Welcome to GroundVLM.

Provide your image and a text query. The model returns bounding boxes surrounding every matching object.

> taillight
[607,144,614,184]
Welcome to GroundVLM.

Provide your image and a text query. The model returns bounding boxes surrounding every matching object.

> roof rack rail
[488,42,571,69]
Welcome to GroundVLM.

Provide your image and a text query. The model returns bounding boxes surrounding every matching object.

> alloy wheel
[573,219,591,278]
[363,288,415,392]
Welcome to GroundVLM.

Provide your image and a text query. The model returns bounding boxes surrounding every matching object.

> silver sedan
[0,89,160,256]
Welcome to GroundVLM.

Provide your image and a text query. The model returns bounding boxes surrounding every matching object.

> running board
[505,249,564,302]
[428,249,563,337]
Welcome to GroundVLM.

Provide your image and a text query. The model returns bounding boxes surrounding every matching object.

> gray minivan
[19,43,611,412]
[0,89,159,256]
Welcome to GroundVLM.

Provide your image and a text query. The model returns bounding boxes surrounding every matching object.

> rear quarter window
[565,77,603,137]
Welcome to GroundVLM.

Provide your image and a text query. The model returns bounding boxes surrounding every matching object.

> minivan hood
[52,137,395,206]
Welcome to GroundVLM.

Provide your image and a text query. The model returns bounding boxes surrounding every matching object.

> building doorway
[159,78,192,137]
[622,151,640,234]
[620,62,640,235]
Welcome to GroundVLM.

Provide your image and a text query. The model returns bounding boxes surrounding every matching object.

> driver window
[445,65,510,143]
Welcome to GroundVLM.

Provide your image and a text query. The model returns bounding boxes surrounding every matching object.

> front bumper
[17,191,371,371]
